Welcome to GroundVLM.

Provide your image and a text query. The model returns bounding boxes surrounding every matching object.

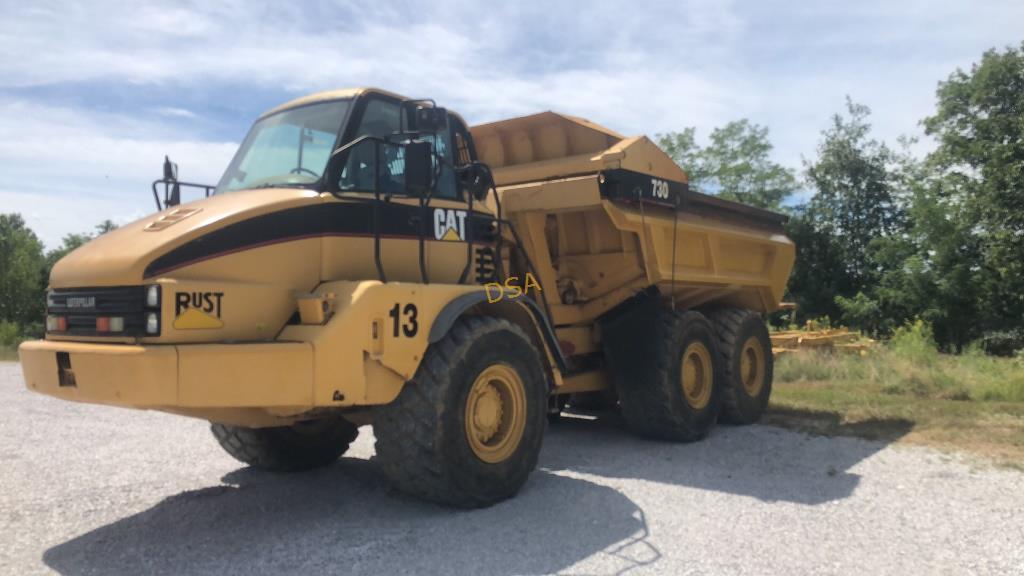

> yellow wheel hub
[680,342,714,410]
[465,364,527,464]
[739,336,766,396]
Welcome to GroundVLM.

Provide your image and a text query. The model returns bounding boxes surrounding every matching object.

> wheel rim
[740,336,766,397]
[680,342,713,410]
[465,364,527,464]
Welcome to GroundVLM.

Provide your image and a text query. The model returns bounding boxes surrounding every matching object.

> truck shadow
[42,410,910,575]
[42,458,655,576]
[544,407,913,506]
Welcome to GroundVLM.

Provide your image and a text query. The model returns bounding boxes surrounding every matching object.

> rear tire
[603,300,721,441]
[374,316,548,508]
[211,416,359,472]
[707,308,773,424]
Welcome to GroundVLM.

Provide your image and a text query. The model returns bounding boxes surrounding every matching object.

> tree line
[0,217,117,346]
[1,43,1021,354]
[657,42,1024,354]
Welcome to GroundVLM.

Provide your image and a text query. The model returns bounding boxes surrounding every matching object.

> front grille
[48,286,148,337]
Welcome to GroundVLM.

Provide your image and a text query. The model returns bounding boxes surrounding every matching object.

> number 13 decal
[388,303,418,337]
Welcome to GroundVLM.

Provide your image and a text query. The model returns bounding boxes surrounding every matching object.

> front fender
[429,290,567,373]
[277,281,564,408]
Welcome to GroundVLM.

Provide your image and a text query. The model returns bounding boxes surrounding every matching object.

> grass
[0,345,18,362]
[1,320,26,361]
[768,323,1024,467]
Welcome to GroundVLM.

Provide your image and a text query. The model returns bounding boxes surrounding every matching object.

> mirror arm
[329,134,384,159]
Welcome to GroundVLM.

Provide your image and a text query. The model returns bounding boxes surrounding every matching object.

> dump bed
[470,113,795,325]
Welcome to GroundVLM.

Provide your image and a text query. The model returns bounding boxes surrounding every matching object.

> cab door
[323,94,498,285]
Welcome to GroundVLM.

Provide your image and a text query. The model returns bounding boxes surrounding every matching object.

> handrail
[151,179,215,211]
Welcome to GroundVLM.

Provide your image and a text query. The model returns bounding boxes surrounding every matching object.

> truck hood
[50,188,322,288]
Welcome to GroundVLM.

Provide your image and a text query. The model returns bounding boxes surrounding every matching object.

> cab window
[421,127,457,200]
[338,98,458,200]
[339,99,404,193]
[451,117,475,198]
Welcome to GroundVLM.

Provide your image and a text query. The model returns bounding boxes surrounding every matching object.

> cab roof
[260,88,402,118]
[259,87,469,128]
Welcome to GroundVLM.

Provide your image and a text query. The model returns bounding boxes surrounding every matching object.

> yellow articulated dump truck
[19,88,794,507]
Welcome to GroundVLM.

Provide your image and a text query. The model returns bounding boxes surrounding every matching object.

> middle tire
[603,301,721,441]
[374,316,548,508]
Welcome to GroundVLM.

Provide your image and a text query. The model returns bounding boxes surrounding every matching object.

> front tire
[211,416,359,472]
[374,316,548,508]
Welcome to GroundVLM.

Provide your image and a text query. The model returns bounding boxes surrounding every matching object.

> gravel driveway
[1,361,1022,575]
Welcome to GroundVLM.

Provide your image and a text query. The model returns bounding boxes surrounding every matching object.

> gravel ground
[1,361,1022,576]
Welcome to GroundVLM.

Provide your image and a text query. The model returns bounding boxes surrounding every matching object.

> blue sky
[2,0,1022,248]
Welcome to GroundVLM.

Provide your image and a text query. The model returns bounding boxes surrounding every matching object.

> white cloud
[0,0,1022,246]
[155,107,197,119]
[0,189,149,248]
[0,99,235,247]
[0,99,234,183]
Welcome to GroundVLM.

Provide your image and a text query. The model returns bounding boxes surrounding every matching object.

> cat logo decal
[433,208,466,242]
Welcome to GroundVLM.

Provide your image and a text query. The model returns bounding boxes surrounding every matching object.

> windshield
[215,99,351,193]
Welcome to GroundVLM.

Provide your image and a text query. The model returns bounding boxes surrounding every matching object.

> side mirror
[459,162,495,201]
[404,140,433,195]
[410,105,448,133]
[162,155,178,181]
[163,155,181,207]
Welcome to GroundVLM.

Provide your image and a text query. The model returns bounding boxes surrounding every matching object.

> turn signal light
[46,316,67,332]
[95,317,125,333]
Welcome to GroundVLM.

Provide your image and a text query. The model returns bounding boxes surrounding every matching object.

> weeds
[772,320,1024,464]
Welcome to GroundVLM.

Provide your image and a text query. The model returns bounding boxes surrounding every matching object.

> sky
[1,0,1021,249]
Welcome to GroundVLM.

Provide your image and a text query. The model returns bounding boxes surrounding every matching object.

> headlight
[146,285,161,308]
[145,312,160,335]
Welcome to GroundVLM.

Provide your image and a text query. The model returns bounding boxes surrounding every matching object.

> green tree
[656,128,709,184]
[0,214,46,326]
[700,120,797,211]
[785,208,850,322]
[658,120,796,211]
[95,219,118,234]
[901,177,983,350]
[786,100,917,337]
[923,42,1024,349]
[804,98,906,289]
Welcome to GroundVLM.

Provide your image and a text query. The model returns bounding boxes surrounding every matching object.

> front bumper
[19,340,314,410]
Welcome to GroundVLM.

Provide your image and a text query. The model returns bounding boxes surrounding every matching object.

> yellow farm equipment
[771,328,874,356]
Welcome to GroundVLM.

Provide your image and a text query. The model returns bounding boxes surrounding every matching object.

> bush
[889,320,937,361]
[975,377,1024,402]
[0,321,22,347]
[978,329,1024,357]
[836,291,883,336]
